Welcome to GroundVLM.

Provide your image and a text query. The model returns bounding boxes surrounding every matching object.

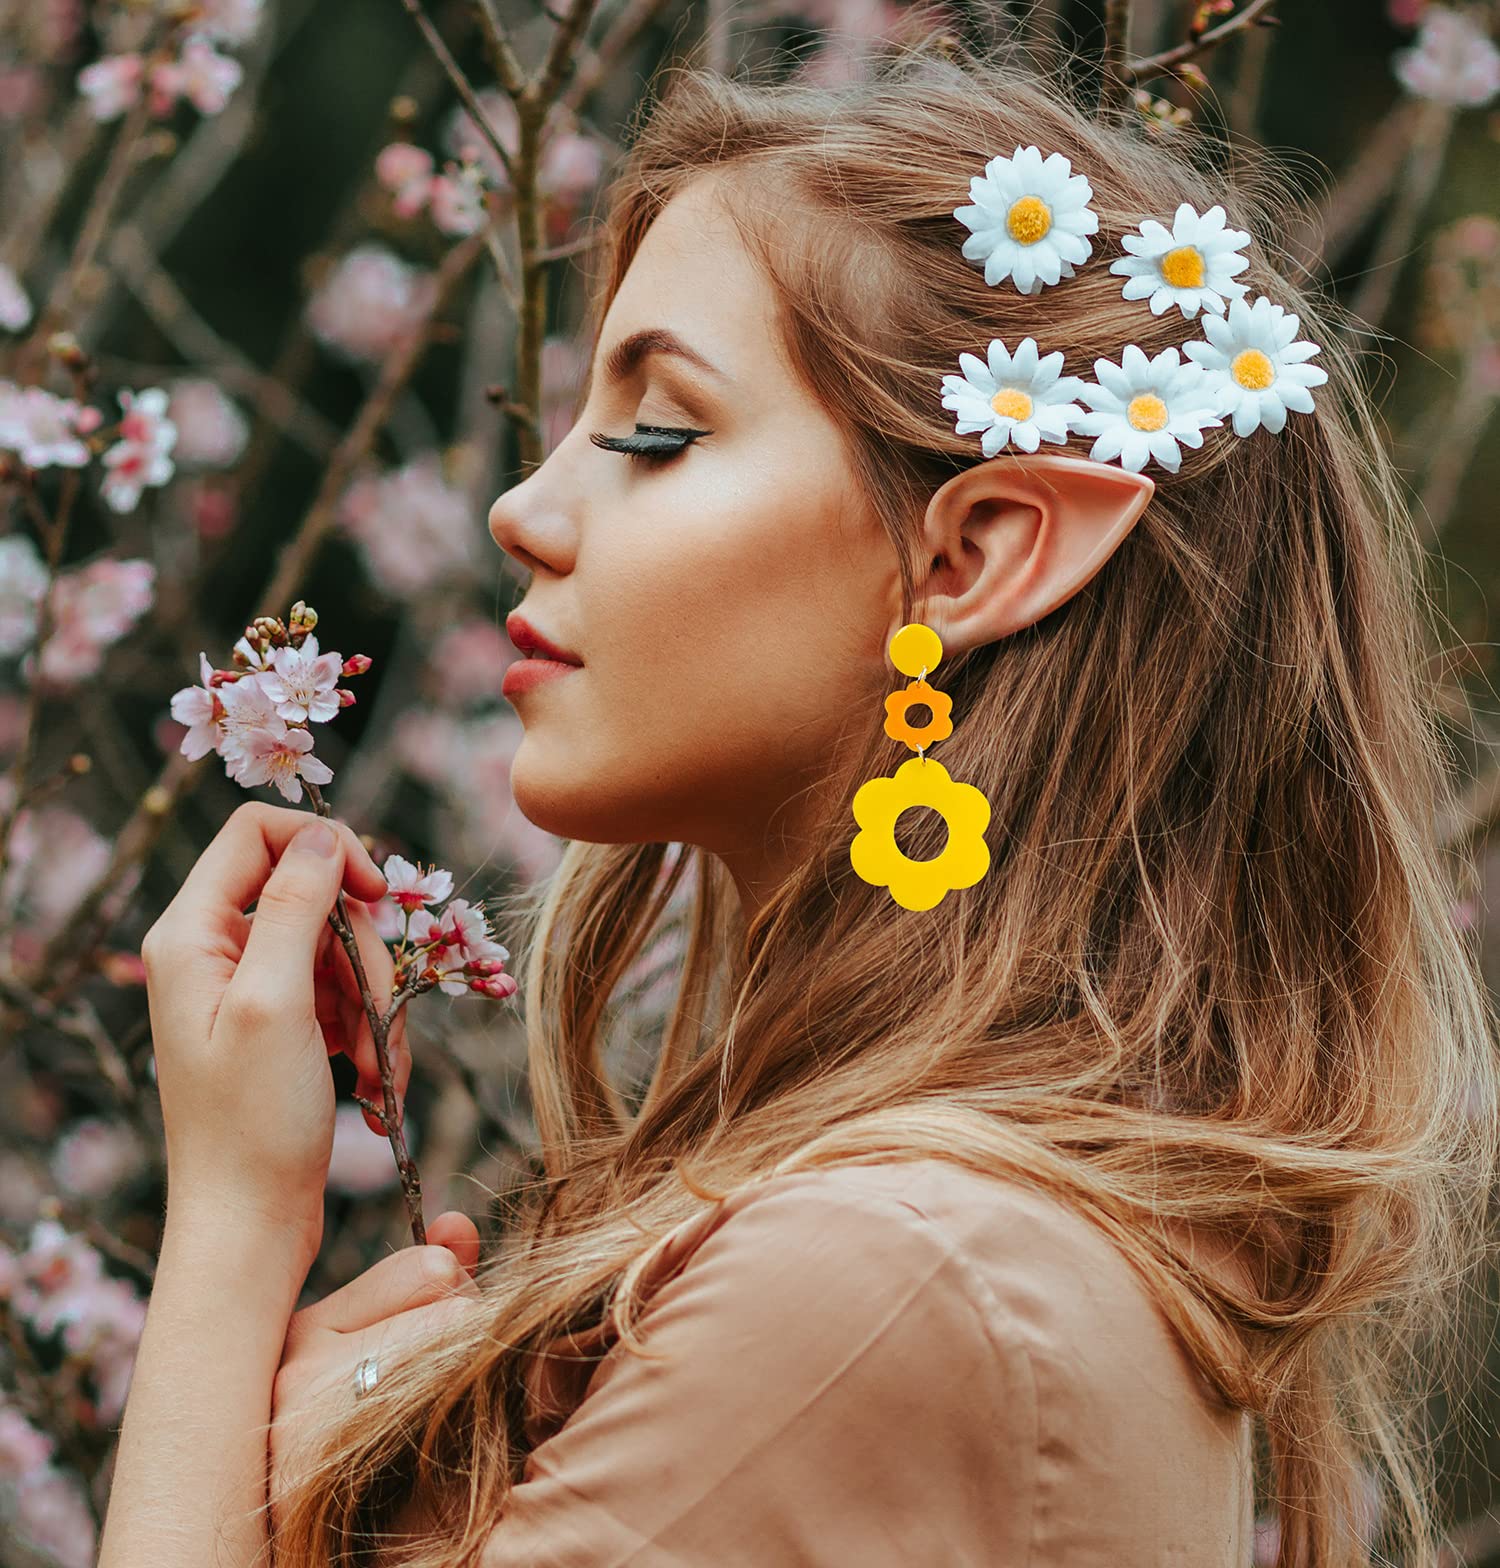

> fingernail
[295,819,339,857]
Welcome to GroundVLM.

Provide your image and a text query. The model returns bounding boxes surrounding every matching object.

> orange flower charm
[883,679,954,752]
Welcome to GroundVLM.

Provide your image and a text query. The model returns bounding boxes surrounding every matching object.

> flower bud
[465,956,506,977]
[337,687,357,707]
[48,331,89,371]
[342,654,373,677]
[472,973,518,1000]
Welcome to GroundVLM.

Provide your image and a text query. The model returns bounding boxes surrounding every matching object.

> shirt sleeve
[480,1171,1038,1567]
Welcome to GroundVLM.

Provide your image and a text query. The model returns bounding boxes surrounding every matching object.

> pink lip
[506,613,582,666]
[502,658,582,698]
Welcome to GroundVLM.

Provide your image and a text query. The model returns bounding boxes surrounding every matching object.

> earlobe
[984,453,1155,638]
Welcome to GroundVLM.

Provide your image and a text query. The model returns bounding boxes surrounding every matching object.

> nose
[488,461,571,581]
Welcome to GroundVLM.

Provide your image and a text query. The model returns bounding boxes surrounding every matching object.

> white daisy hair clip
[953,145,1099,297]
[939,336,1086,457]
[1109,202,1252,320]
[1181,295,1329,437]
[1074,344,1223,474]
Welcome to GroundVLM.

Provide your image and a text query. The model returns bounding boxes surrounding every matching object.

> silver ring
[353,1354,379,1400]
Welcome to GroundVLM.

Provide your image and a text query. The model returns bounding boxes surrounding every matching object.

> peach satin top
[480,1157,1255,1565]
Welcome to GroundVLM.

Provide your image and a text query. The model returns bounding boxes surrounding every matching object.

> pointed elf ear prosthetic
[941,146,1329,477]
[922,453,1155,641]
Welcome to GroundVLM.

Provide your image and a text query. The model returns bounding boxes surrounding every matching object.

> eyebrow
[584,327,730,403]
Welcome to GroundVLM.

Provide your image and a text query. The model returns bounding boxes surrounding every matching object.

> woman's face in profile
[488,172,903,909]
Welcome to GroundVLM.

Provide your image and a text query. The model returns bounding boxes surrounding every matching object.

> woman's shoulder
[496,1156,1254,1566]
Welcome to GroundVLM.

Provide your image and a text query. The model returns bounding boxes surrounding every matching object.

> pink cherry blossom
[376,142,436,217]
[338,454,478,596]
[539,130,605,203]
[196,0,266,47]
[150,34,243,116]
[49,1117,147,1199]
[429,164,487,235]
[0,533,48,656]
[76,52,143,121]
[306,244,438,363]
[0,261,31,331]
[0,384,93,468]
[382,853,455,911]
[34,557,156,684]
[1394,5,1500,106]
[0,805,112,938]
[53,557,154,644]
[169,651,226,759]
[0,1405,54,1479]
[359,893,407,942]
[100,386,177,512]
[442,87,517,183]
[215,670,286,763]
[258,633,345,723]
[166,377,249,466]
[230,723,334,802]
[408,898,510,995]
[13,1466,96,1568]
[427,617,515,704]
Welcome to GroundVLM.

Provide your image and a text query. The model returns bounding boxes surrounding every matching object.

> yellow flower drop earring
[849,622,991,912]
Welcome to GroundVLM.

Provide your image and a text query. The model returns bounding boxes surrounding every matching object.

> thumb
[231,818,346,1021]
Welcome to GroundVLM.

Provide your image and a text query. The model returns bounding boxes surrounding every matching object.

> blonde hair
[272,35,1500,1568]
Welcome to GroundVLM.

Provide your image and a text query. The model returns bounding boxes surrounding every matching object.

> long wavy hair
[271,33,1500,1568]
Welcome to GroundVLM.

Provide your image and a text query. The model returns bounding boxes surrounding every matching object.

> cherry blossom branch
[303,780,428,1246]
[1125,0,1279,84]
[18,237,485,1002]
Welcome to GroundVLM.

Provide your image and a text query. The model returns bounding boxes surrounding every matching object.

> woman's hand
[269,1216,482,1533]
[141,801,391,1274]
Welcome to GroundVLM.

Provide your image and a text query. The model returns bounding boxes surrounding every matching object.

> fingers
[151,804,386,947]
[223,820,357,1026]
[291,1242,480,1338]
[426,1211,480,1276]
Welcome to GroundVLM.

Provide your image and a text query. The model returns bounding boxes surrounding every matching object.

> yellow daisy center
[1159,245,1206,289]
[990,387,1034,421]
[1231,348,1276,390]
[1126,393,1170,432]
[1006,195,1053,246]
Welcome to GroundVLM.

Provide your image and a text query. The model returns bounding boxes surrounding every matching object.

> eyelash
[588,422,710,465]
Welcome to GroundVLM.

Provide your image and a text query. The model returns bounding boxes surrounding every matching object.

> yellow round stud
[890,623,943,678]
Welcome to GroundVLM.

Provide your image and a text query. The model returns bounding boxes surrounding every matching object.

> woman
[99,36,1499,1568]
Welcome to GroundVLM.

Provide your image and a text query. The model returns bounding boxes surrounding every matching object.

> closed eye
[589,423,710,465]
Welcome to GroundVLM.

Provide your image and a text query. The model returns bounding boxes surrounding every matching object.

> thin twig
[1126,0,1278,83]
[304,780,426,1244]
[394,0,516,185]
[1100,0,1134,111]
[472,0,530,98]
